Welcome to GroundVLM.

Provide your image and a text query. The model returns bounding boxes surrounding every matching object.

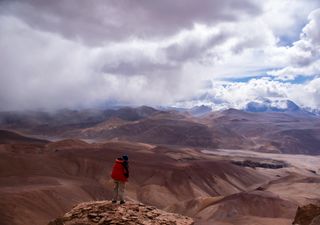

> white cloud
[260,0,320,43]
[176,76,320,110]
[0,1,320,111]
[268,8,320,78]
[290,77,320,109]
[0,16,210,110]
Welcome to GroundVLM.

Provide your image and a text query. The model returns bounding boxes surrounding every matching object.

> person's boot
[112,200,117,204]
[120,200,125,204]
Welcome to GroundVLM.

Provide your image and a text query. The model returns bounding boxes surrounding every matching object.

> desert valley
[0,106,320,225]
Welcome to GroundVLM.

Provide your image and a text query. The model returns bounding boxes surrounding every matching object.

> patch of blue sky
[223,74,315,84]
[221,68,281,83]
[277,21,308,47]
[277,75,316,84]
[278,35,297,47]
[223,75,267,83]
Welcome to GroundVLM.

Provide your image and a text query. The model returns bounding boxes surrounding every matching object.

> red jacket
[111,159,129,182]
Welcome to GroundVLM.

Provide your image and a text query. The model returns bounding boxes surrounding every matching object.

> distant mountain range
[175,98,320,116]
[0,104,319,155]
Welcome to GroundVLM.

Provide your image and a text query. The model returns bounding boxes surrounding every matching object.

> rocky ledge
[48,200,194,225]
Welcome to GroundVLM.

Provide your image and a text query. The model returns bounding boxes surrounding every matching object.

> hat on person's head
[122,155,128,161]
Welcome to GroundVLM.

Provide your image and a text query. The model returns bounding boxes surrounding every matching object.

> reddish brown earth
[0,108,320,225]
[0,130,320,225]
[0,132,263,225]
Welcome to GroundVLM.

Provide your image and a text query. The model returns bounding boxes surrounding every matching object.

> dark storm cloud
[100,27,232,76]
[102,60,176,76]
[164,31,230,62]
[0,0,261,45]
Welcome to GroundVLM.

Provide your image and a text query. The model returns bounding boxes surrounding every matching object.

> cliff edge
[48,200,194,225]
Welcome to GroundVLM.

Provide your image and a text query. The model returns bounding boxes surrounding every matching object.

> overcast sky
[0,0,320,111]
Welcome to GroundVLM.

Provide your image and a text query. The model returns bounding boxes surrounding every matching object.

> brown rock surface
[48,200,194,225]
[292,204,320,225]
[310,215,320,225]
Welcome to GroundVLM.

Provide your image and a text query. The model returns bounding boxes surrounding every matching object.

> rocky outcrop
[292,204,320,225]
[231,159,288,169]
[48,201,194,225]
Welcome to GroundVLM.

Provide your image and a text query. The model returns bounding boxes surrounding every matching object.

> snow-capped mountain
[244,98,315,114]
[164,97,319,116]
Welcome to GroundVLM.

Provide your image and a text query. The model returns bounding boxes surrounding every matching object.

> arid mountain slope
[1,130,320,225]
[201,109,320,154]
[0,130,49,145]
[0,106,157,135]
[1,107,319,154]
[0,134,289,225]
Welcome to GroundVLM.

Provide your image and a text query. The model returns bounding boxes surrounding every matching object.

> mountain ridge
[1,105,320,154]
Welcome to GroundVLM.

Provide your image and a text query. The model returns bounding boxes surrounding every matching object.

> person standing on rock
[111,155,129,204]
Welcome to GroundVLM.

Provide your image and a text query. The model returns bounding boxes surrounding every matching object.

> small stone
[64,212,73,218]
[98,217,105,224]
[121,216,129,221]
[146,212,154,219]
[88,213,98,218]
[92,217,101,222]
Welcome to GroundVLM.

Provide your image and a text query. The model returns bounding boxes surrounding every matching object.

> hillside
[201,109,320,154]
[0,139,267,225]
[1,134,320,225]
[0,129,49,145]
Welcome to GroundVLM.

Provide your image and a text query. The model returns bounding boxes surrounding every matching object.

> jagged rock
[48,200,194,225]
[292,204,320,225]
